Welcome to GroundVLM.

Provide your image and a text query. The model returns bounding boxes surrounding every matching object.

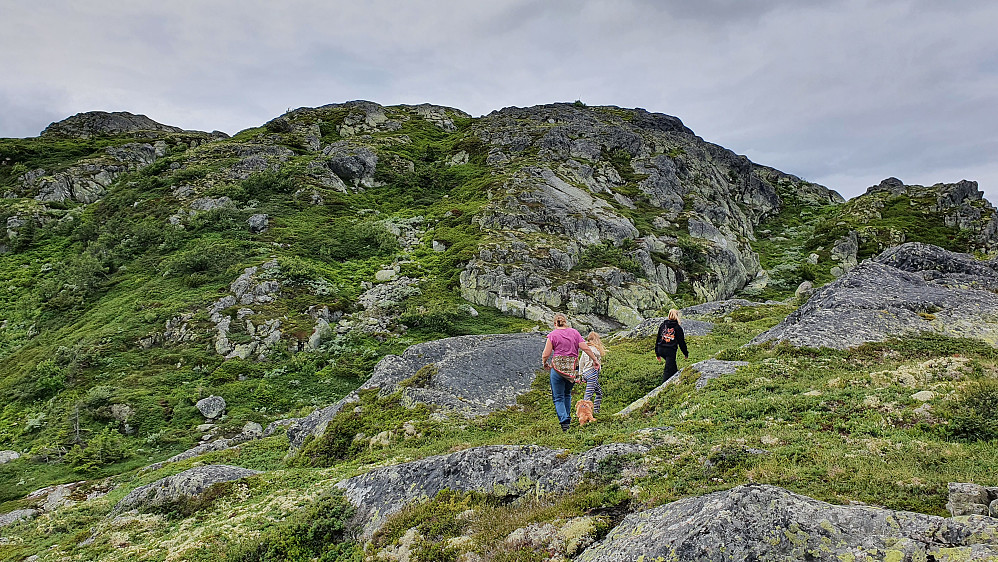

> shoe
[560,420,570,432]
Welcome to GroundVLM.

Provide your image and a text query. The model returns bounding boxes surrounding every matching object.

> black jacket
[655,319,688,358]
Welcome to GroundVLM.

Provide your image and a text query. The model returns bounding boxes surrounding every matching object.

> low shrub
[65,426,130,470]
[945,378,998,441]
[224,492,361,561]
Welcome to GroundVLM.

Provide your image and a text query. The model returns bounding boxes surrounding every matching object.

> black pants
[662,347,679,383]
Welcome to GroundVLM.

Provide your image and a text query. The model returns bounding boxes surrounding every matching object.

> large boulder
[948,482,998,517]
[195,395,226,419]
[285,332,549,449]
[323,141,378,187]
[363,332,549,414]
[578,484,998,561]
[114,465,259,513]
[752,243,998,349]
[337,443,649,539]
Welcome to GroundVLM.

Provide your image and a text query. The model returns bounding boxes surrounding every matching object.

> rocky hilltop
[40,111,192,139]
[461,103,842,330]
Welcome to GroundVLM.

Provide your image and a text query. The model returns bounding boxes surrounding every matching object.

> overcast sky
[2,0,996,202]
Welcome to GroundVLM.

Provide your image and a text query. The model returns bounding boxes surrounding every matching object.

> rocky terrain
[1,102,997,561]
[753,242,998,349]
[579,484,998,561]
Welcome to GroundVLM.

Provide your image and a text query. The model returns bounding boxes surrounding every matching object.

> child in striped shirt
[578,332,605,414]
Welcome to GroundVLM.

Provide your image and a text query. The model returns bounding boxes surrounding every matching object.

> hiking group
[541,309,689,431]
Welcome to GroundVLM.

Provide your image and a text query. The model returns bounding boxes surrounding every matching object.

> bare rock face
[752,242,998,349]
[21,142,162,204]
[323,141,378,188]
[337,443,649,539]
[578,484,998,561]
[362,332,549,415]
[40,111,184,138]
[285,333,549,449]
[114,465,259,513]
[247,213,269,234]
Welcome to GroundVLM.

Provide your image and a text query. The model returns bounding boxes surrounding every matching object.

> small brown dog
[576,399,595,426]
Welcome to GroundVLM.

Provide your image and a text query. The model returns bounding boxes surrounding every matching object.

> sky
[2,0,996,202]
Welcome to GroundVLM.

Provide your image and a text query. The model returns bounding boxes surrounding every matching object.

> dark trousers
[662,348,679,383]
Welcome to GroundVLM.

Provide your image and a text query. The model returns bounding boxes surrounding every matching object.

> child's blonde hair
[586,331,607,357]
[553,313,568,328]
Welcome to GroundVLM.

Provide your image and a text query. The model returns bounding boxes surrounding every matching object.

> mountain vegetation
[0,102,996,561]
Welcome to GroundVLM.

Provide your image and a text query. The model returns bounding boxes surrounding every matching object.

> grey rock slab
[165,422,265,464]
[0,509,38,528]
[752,243,998,349]
[578,484,998,562]
[285,395,360,450]
[612,318,713,339]
[690,359,750,390]
[363,332,549,417]
[0,450,19,465]
[287,332,548,450]
[948,482,995,517]
[114,465,260,513]
[263,418,296,437]
[337,443,647,539]
[241,421,263,439]
[189,196,234,212]
[323,141,378,186]
[166,437,239,464]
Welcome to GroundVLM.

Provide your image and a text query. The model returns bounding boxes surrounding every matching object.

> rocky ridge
[39,111,192,139]
[865,177,998,251]
[753,242,998,349]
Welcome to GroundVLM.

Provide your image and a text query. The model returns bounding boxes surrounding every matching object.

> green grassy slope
[0,106,533,499]
[1,304,995,561]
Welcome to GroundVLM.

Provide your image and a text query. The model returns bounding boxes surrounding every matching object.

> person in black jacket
[655,308,689,383]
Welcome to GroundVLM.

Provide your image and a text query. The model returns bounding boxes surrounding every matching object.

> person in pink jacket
[541,313,600,431]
